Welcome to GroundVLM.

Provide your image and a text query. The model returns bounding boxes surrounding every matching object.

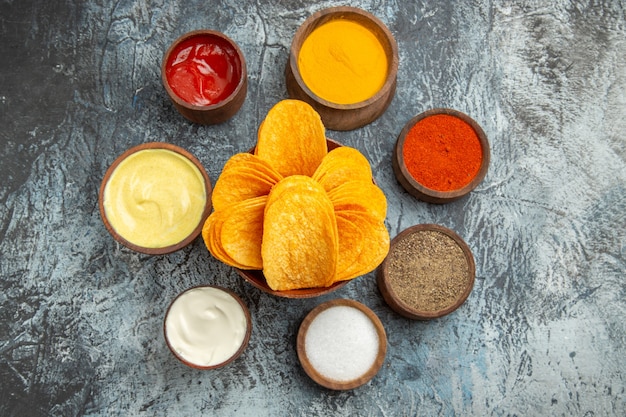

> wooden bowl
[393,108,490,204]
[161,30,247,124]
[297,299,387,390]
[286,6,399,131]
[99,142,212,255]
[377,224,475,320]
[163,286,252,370]
[236,269,348,299]
[236,138,348,298]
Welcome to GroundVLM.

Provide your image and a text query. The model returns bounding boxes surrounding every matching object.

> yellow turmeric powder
[298,19,388,105]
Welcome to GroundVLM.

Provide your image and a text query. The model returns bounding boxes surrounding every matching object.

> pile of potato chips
[202,100,390,291]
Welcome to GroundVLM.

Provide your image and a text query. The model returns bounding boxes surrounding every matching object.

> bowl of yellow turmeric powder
[286,7,399,131]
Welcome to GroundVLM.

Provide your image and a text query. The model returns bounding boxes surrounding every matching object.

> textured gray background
[1,0,625,416]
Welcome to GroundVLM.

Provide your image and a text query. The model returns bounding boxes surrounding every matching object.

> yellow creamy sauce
[103,148,206,248]
[298,19,388,105]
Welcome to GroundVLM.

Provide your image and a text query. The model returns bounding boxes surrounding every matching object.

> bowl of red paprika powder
[393,108,490,204]
[161,30,247,125]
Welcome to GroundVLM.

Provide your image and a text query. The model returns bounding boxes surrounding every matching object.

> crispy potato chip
[256,100,327,177]
[222,153,284,182]
[333,210,390,282]
[212,153,282,211]
[312,147,373,192]
[220,196,266,269]
[327,180,387,222]
[202,210,249,269]
[262,176,338,291]
[202,196,266,270]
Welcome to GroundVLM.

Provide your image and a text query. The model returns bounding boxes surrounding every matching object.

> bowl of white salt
[296,299,387,390]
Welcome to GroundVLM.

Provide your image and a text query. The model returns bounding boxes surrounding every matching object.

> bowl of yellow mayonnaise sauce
[285,6,399,131]
[99,142,212,255]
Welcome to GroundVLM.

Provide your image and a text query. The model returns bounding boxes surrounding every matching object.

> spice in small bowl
[297,299,387,390]
[377,224,476,320]
[286,6,399,131]
[393,108,490,204]
[164,286,251,370]
[99,142,212,255]
[161,30,247,124]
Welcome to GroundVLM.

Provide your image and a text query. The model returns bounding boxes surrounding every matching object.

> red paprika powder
[402,114,483,192]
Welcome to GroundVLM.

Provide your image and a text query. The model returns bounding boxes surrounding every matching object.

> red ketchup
[165,34,242,106]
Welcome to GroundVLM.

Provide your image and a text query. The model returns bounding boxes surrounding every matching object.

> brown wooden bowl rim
[288,6,399,110]
[161,29,247,111]
[163,285,252,370]
[236,138,349,298]
[377,224,476,320]
[235,269,348,299]
[393,108,490,203]
[296,298,387,390]
[98,142,213,255]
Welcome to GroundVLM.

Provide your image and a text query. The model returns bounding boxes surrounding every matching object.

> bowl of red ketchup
[161,30,247,125]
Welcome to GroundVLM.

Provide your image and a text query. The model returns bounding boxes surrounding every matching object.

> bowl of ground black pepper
[393,108,490,204]
[377,224,475,320]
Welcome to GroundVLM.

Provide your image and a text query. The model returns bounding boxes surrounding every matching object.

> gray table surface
[1,0,625,416]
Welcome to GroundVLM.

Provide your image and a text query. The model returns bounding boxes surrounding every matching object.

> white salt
[304,305,380,382]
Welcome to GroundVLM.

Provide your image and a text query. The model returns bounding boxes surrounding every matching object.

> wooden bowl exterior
[286,6,399,131]
[161,30,247,125]
[98,142,212,255]
[236,269,348,299]
[377,224,476,320]
[296,299,387,390]
[393,108,490,204]
[163,286,252,370]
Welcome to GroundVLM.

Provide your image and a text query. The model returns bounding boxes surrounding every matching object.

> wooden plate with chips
[236,138,348,299]
[203,100,389,298]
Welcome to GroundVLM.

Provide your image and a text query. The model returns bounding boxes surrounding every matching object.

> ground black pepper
[385,229,470,312]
